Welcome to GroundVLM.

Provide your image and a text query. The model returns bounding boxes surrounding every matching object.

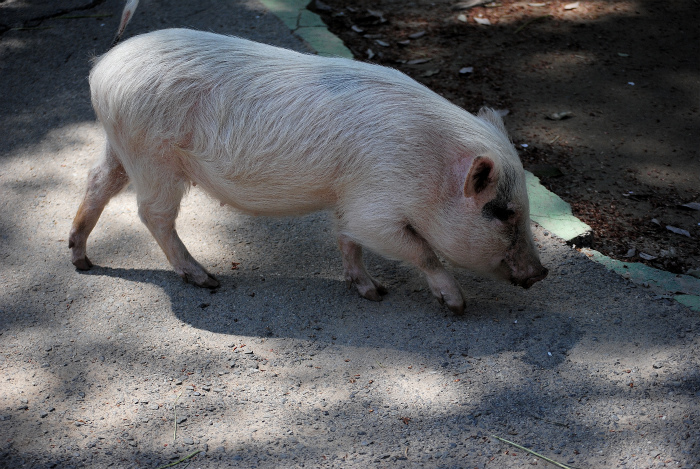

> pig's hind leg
[337,234,388,301]
[69,142,129,270]
[133,163,220,289]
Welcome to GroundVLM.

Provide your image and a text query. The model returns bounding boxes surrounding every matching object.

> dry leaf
[474,16,491,25]
[408,30,426,39]
[407,58,432,65]
[351,25,364,33]
[459,66,474,74]
[666,225,691,238]
[564,2,579,10]
[546,111,574,120]
[452,0,488,11]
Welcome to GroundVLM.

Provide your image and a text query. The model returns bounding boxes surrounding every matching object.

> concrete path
[1,1,698,468]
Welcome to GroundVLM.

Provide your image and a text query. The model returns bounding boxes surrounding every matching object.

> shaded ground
[0,1,699,468]
[313,0,700,274]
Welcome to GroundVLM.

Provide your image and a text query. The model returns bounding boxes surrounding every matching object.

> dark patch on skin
[481,168,517,221]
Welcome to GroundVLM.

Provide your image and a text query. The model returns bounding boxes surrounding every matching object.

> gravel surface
[1,1,698,468]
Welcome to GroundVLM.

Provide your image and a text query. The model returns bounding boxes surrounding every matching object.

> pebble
[183,437,194,445]
[148,403,159,410]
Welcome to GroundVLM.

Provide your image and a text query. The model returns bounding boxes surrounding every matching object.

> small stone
[148,403,159,410]
[183,437,194,445]
[40,411,48,418]
[177,417,187,424]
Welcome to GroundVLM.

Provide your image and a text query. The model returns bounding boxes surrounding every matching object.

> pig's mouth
[509,267,549,289]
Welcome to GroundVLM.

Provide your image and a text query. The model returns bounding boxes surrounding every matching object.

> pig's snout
[510,264,548,289]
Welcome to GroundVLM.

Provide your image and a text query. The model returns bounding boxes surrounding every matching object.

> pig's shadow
[83,262,583,369]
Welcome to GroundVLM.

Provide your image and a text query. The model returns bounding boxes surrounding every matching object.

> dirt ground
[1,1,699,469]
[312,0,700,275]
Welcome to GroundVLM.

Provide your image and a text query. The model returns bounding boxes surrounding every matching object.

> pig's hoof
[183,272,220,289]
[73,256,93,271]
[356,280,388,302]
[447,300,466,316]
[435,293,465,315]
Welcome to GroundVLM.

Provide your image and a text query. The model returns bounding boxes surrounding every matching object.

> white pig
[69,29,547,314]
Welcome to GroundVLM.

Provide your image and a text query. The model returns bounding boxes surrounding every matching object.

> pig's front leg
[337,234,388,301]
[399,227,466,315]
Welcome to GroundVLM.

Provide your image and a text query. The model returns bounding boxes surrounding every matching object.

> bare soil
[313,0,700,275]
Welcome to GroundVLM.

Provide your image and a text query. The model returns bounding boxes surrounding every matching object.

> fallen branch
[155,450,202,469]
[491,434,582,469]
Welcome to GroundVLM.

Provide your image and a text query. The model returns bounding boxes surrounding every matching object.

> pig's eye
[492,206,515,221]
[483,200,515,222]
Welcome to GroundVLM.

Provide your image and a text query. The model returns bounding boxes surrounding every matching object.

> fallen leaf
[617,52,630,57]
[407,58,432,65]
[639,252,657,260]
[680,202,700,211]
[459,66,474,74]
[366,48,375,59]
[546,111,574,120]
[651,218,660,226]
[529,2,546,6]
[422,69,441,77]
[312,0,332,12]
[408,30,425,39]
[457,13,468,22]
[622,248,636,258]
[367,9,387,22]
[351,25,364,33]
[397,40,411,46]
[375,39,390,47]
[564,2,579,10]
[666,225,691,238]
[452,0,488,10]
[474,16,491,25]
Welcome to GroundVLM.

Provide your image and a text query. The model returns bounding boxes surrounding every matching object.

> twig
[514,15,551,34]
[491,434,582,469]
[549,135,560,144]
[55,13,114,19]
[173,392,182,444]
[155,450,202,469]
[10,27,53,31]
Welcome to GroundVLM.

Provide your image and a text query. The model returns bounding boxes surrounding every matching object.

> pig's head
[423,108,548,289]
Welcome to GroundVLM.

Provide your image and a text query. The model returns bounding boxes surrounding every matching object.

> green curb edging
[526,171,592,245]
[259,0,699,313]
[259,0,353,58]
[582,248,700,312]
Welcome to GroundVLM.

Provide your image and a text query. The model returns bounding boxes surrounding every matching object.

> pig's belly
[197,174,337,217]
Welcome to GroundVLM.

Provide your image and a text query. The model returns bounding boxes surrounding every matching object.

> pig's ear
[477,107,507,135]
[464,156,497,199]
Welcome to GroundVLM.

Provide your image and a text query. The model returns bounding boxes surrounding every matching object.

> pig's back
[90,29,482,216]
